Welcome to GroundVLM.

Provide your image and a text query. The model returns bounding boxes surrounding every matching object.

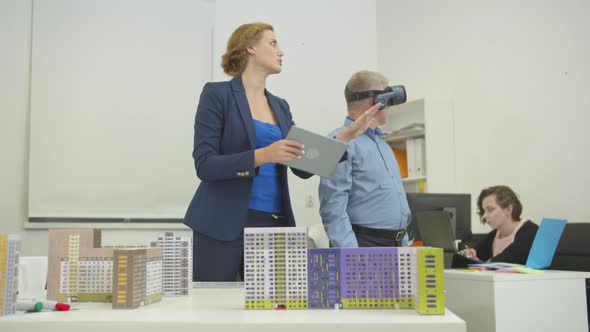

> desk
[445,269,590,332]
[1,287,465,332]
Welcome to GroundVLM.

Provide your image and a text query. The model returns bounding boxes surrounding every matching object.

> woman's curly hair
[221,22,274,77]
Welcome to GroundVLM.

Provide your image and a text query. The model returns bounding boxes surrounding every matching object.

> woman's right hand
[255,139,303,166]
[461,248,479,260]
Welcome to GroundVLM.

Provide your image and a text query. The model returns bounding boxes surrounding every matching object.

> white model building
[396,246,418,308]
[149,232,192,296]
[0,234,20,316]
[244,227,308,309]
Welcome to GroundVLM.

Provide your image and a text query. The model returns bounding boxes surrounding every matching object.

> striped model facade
[0,234,20,316]
[149,232,192,296]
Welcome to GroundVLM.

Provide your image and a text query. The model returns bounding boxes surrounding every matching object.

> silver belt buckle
[395,230,405,243]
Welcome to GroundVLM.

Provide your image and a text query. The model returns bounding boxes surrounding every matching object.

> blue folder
[525,218,567,269]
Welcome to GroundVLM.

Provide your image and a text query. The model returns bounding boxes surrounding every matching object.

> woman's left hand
[335,103,381,142]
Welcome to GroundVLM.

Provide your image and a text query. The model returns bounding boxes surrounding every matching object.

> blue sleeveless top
[248,119,284,213]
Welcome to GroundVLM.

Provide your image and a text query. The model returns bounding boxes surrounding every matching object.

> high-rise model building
[244,227,308,309]
[0,234,20,316]
[149,232,192,296]
[112,248,162,309]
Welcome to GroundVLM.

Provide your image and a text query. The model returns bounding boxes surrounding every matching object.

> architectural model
[414,247,445,314]
[149,232,192,296]
[309,247,400,309]
[47,229,162,309]
[243,227,445,314]
[396,247,418,308]
[112,248,162,309]
[244,227,308,309]
[0,234,20,316]
[48,229,113,303]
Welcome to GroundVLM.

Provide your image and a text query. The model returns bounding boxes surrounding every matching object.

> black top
[475,220,539,264]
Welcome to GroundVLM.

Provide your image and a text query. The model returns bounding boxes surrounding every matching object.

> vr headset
[344,85,407,110]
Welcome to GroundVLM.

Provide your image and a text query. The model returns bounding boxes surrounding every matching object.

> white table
[1,287,465,332]
[445,269,589,332]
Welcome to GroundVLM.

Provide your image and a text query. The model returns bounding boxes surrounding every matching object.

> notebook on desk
[414,210,457,252]
[415,210,467,269]
[468,218,567,270]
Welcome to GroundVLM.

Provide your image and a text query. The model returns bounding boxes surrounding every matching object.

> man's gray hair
[345,70,388,110]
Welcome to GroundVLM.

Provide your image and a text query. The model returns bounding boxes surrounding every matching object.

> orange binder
[392,148,408,178]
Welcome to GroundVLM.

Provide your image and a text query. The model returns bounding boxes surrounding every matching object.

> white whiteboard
[28,0,214,219]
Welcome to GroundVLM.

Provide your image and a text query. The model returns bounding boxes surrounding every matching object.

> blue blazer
[184,76,311,241]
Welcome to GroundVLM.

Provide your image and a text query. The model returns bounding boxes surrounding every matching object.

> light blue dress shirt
[319,117,411,248]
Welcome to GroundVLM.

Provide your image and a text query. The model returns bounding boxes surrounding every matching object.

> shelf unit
[381,100,426,193]
[402,176,427,183]
[384,132,425,145]
[380,98,456,193]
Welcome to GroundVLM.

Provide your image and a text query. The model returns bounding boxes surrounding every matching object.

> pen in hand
[463,245,479,259]
[460,245,471,257]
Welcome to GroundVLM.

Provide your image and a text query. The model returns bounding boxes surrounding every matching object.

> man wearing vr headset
[319,70,411,248]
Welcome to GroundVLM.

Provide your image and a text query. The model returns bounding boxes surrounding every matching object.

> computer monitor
[406,193,472,242]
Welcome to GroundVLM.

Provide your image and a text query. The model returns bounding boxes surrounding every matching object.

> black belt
[352,224,406,243]
[247,209,286,219]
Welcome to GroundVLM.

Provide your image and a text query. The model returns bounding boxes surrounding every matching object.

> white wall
[377,0,590,233]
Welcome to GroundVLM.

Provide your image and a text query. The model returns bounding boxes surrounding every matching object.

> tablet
[280,126,347,177]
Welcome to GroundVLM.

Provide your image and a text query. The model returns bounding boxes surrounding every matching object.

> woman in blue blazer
[184,22,380,281]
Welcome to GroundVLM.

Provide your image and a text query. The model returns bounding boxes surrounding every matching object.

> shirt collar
[345,116,384,138]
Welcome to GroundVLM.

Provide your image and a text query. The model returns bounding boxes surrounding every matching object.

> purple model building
[308,247,400,309]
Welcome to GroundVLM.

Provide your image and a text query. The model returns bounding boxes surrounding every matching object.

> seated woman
[460,185,539,264]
